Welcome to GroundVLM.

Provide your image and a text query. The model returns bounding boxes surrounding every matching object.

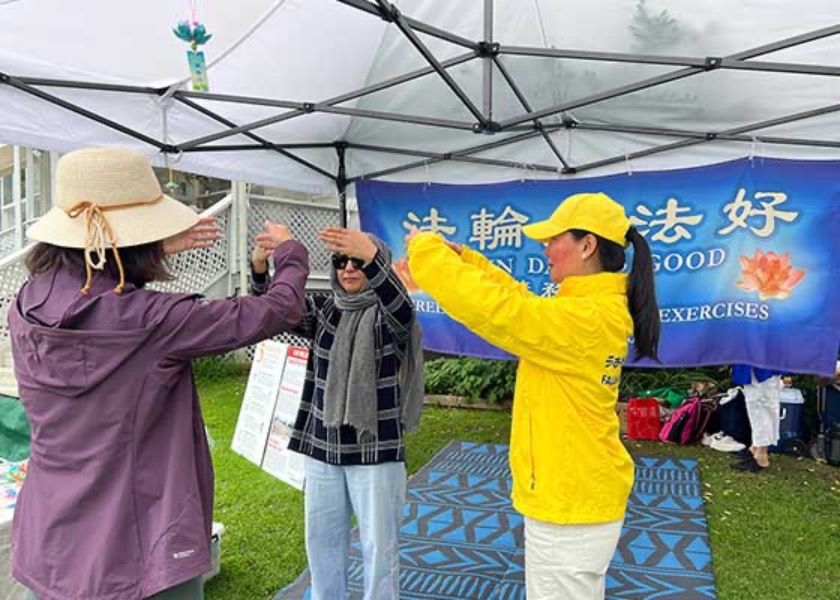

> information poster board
[231,342,309,490]
[231,341,289,466]
[261,347,309,490]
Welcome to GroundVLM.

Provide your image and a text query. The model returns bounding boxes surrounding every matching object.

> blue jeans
[304,457,406,600]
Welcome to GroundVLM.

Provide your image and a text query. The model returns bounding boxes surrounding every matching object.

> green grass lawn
[200,375,840,600]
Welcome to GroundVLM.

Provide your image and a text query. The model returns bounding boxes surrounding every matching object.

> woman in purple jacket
[8,147,309,600]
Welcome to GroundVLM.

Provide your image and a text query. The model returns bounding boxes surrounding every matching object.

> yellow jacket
[408,233,634,524]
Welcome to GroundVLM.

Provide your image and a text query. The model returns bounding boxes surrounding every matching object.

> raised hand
[253,221,293,272]
[163,217,220,255]
[443,239,463,255]
[319,227,377,263]
[251,244,271,274]
[403,225,420,249]
[404,225,462,255]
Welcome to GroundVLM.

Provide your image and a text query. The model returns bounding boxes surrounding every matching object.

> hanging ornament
[173,1,213,92]
[165,165,179,194]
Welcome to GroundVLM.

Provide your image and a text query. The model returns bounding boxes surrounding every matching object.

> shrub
[619,365,731,399]
[425,357,516,404]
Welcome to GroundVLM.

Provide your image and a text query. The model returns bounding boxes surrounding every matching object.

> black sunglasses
[331,254,365,270]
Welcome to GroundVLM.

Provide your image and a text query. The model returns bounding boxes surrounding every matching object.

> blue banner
[357,158,840,376]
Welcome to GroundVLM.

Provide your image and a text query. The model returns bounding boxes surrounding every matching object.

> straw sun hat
[27,147,201,293]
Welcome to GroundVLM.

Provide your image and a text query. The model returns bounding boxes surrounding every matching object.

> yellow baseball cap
[522,192,631,247]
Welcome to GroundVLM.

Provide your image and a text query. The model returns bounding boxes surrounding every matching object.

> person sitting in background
[251,227,423,600]
[9,147,309,600]
[730,364,784,472]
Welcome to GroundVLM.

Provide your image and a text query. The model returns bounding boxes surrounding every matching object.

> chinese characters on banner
[358,158,840,376]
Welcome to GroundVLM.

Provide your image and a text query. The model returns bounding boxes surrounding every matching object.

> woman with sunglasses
[251,226,423,600]
[405,192,660,600]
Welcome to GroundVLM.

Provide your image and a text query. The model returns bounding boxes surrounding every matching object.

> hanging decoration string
[164,0,290,100]
[173,0,213,92]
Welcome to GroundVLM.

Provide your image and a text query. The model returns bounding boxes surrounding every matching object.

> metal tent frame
[1,0,839,224]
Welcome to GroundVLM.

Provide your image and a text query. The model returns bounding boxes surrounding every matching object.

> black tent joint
[473,121,502,134]
[477,42,501,57]
[374,0,398,22]
[562,115,579,129]
[704,57,723,70]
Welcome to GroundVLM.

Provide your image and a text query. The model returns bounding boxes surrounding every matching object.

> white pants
[524,516,624,600]
[742,375,782,447]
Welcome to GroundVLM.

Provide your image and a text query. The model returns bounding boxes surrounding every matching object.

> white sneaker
[710,435,746,452]
[701,432,726,447]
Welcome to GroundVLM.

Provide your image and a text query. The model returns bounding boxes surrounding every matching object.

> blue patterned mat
[276,441,716,599]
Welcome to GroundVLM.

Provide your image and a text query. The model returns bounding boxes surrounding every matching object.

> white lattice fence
[248,195,341,283]
[242,196,349,360]
[0,229,18,259]
[0,247,30,344]
[149,196,233,296]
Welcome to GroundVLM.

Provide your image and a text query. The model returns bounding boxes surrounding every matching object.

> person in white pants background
[730,364,784,472]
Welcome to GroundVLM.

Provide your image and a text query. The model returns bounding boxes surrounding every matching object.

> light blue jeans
[304,456,406,600]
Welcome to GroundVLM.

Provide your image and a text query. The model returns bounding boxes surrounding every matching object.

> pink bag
[659,397,714,445]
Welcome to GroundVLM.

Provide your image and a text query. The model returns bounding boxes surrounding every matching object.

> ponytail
[568,227,661,360]
[626,227,660,361]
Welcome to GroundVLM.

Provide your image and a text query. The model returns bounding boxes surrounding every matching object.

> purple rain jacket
[7,241,308,600]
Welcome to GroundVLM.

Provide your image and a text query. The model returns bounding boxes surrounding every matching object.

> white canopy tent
[1,0,839,219]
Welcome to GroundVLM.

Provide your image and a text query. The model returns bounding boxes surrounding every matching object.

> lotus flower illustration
[737,250,805,300]
[393,257,420,293]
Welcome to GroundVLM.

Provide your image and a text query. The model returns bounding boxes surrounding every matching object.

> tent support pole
[499,45,840,77]
[492,56,570,169]
[13,76,161,94]
[177,94,474,151]
[570,120,840,149]
[347,142,558,174]
[337,144,348,228]
[335,0,478,50]
[374,0,489,128]
[174,52,476,149]
[499,24,840,130]
[180,143,338,151]
[482,0,493,120]
[174,96,336,182]
[349,129,556,181]
[573,102,840,174]
[0,73,165,150]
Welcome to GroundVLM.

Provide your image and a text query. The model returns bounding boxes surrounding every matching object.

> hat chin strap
[65,195,162,295]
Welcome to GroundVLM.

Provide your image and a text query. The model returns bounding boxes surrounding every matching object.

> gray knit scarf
[323,235,424,443]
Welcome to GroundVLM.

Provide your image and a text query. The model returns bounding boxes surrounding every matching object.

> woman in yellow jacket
[406,192,660,600]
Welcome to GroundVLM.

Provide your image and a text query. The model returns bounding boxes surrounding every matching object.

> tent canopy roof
[1,0,838,193]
